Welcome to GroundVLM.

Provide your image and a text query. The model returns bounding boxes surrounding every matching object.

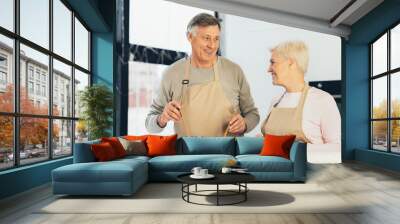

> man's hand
[228,114,247,135]
[157,101,182,128]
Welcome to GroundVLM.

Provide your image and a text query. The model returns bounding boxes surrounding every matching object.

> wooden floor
[1,162,400,224]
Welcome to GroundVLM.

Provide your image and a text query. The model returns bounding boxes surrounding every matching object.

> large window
[0,0,91,170]
[371,23,400,153]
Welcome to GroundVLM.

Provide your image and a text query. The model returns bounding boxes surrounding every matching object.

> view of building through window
[371,24,400,153]
[0,0,90,170]
[128,61,172,135]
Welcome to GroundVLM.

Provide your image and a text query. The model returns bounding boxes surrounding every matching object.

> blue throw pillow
[236,137,263,155]
[177,137,235,155]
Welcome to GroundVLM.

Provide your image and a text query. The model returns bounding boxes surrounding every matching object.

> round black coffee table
[177,173,255,206]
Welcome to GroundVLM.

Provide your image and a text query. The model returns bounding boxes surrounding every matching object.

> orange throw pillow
[259,134,296,159]
[91,142,118,161]
[101,137,127,158]
[146,134,178,157]
[123,135,148,141]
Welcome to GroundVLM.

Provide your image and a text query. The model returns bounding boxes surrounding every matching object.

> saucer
[190,174,215,179]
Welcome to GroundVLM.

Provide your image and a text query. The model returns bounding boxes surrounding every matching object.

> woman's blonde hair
[271,41,309,74]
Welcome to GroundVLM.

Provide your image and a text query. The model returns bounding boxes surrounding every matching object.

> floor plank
[1,162,400,224]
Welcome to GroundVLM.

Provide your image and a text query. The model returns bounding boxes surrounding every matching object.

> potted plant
[79,84,113,140]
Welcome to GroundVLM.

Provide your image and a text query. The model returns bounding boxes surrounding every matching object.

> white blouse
[267,87,341,163]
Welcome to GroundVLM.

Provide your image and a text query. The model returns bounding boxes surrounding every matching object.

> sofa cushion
[148,154,235,172]
[147,134,178,157]
[91,142,118,161]
[123,135,148,141]
[52,159,147,183]
[177,137,235,155]
[260,134,296,159]
[115,155,150,163]
[74,140,101,163]
[101,137,127,158]
[118,138,147,156]
[236,137,263,155]
[236,155,293,172]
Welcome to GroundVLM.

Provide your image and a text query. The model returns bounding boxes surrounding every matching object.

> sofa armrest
[73,140,100,163]
[289,141,307,181]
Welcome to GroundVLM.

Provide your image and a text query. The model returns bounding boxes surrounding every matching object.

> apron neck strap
[274,83,310,106]
[293,83,310,117]
[183,56,219,81]
[298,84,310,107]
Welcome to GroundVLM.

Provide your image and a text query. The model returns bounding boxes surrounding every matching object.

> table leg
[181,184,183,199]
[217,184,219,206]
[245,183,247,201]
[187,184,190,202]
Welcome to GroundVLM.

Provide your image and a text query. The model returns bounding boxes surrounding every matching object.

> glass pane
[75,120,88,143]
[20,0,49,49]
[372,121,387,151]
[0,0,14,31]
[127,61,174,135]
[20,44,49,115]
[0,116,13,170]
[53,119,72,157]
[74,18,89,70]
[74,69,89,118]
[53,0,72,60]
[391,72,400,118]
[53,59,72,117]
[20,117,49,165]
[372,33,387,76]
[372,77,387,119]
[392,24,400,70]
[0,34,14,112]
[391,120,400,153]
[130,0,213,53]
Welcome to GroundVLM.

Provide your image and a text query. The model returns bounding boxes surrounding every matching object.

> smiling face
[188,25,220,65]
[268,51,292,86]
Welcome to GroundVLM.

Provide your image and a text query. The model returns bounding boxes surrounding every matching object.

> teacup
[191,167,202,176]
[199,168,208,176]
[221,167,232,174]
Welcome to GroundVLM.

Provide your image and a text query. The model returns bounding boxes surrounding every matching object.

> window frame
[370,20,400,154]
[0,0,92,171]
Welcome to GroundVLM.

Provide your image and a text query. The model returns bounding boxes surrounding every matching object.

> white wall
[222,14,341,136]
[130,0,212,53]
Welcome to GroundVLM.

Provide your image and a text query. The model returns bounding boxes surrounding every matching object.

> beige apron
[174,57,235,137]
[262,84,310,143]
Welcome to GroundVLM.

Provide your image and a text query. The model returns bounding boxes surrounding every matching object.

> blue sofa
[52,137,307,196]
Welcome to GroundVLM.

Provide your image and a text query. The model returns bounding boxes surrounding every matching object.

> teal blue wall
[355,149,400,172]
[0,158,72,199]
[344,0,400,171]
[66,0,110,32]
[92,33,113,88]
[92,32,114,135]
[0,0,115,200]
[343,44,369,160]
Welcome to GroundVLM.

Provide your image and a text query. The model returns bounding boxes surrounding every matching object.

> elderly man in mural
[145,13,259,137]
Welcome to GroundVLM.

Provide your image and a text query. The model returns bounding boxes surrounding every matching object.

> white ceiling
[224,0,352,22]
[166,0,384,38]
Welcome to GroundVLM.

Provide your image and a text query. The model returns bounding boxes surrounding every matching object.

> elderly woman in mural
[261,41,341,163]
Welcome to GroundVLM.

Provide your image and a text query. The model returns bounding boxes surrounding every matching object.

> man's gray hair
[187,13,220,36]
